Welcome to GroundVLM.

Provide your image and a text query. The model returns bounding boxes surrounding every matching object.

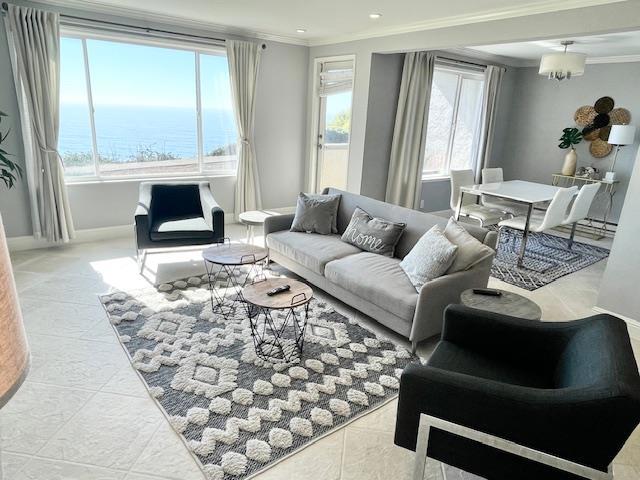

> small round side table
[239,210,280,247]
[202,241,268,318]
[460,289,542,321]
[243,277,313,363]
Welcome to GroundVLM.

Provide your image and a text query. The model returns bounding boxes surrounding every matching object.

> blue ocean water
[59,104,237,159]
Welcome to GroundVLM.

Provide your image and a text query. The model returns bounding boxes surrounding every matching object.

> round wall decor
[589,138,613,158]
[594,96,614,114]
[609,108,631,125]
[574,105,596,127]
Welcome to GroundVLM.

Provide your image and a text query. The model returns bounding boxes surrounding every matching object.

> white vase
[561,148,577,176]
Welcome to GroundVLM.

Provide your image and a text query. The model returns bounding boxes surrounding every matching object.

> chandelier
[539,41,586,81]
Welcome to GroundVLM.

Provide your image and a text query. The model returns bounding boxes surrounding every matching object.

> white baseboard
[7,224,133,252]
[592,306,640,340]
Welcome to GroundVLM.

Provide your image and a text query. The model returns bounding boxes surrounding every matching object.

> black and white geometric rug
[100,271,417,480]
[491,228,609,291]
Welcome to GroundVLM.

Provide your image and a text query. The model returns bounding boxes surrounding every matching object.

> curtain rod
[0,2,267,49]
[436,56,487,69]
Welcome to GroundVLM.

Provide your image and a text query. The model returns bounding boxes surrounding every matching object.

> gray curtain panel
[474,65,505,183]
[5,5,75,242]
[227,40,262,219]
[385,52,435,210]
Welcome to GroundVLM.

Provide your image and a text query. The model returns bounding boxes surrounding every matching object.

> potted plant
[558,127,583,176]
[0,111,22,189]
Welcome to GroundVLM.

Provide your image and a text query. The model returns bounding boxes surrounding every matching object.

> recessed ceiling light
[296,28,306,33]
[369,13,382,19]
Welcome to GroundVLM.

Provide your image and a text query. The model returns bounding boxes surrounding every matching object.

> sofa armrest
[410,255,494,342]
[199,183,224,240]
[264,213,295,237]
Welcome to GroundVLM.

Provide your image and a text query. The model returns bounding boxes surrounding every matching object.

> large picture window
[422,66,484,179]
[59,32,237,180]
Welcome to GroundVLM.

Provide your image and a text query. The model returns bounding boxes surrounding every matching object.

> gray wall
[360,53,404,200]
[0,1,309,237]
[494,62,640,223]
[597,147,640,321]
[308,2,640,196]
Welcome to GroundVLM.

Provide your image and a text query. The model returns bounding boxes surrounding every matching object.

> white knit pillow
[400,225,458,291]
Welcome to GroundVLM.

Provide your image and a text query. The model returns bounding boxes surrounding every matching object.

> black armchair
[134,182,225,269]
[395,305,640,480]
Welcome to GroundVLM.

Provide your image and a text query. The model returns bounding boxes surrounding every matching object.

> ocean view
[59,104,237,160]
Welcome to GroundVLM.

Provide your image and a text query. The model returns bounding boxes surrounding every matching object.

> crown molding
[587,54,640,64]
[41,0,310,46]
[308,0,627,46]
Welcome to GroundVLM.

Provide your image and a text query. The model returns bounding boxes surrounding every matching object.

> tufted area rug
[100,269,421,480]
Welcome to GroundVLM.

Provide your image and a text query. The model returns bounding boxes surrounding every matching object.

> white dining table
[455,180,567,267]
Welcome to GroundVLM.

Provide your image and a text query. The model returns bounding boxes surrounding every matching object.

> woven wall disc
[584,128,600,141]
[598,125,612,141]
[610,107,631,125]
[574,105,597,127]
[589,138,613,158]
[594,96,615,114]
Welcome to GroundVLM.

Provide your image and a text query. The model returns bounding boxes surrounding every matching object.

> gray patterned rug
[492,228,609,290]
[100,270,418,480]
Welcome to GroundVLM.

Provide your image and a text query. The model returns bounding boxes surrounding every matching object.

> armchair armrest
[264,213,295,237]
[135,183,152,249]
[410,255,493,342]
[199,183,224,240]
[395,362,627,471]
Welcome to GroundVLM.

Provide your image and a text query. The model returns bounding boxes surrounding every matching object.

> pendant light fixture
[539,41,586,81]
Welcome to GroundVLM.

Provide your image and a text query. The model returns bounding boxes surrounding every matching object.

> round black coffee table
[460,288,542,320]
[242,278,313,363]
[202,241,268,317]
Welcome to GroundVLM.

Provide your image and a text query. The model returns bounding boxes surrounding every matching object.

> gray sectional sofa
[264,188,498,352]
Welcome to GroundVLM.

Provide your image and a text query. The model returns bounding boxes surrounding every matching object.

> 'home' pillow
[290,192,341,235]
[400,225,458,290]
[444,217,494,273]
[340,207,406,257]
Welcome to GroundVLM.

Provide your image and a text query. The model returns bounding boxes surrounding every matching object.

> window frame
[422,65,485,181]
[60,27,237,184]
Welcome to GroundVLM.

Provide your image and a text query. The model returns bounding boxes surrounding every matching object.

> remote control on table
[472,288,502,297]
[267,284,291,296]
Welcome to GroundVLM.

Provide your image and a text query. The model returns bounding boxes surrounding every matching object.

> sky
[60,37,233,110]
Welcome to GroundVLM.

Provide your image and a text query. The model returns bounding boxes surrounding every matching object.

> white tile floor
[1,224,639,480]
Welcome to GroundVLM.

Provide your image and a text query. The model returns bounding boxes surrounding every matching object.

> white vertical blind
[318,60,354,97]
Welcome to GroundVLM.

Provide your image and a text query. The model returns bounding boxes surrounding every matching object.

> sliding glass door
[314,58,354,192]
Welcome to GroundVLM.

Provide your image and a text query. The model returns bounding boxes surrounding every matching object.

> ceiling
[468,30,640,65]
[47,0,626,46]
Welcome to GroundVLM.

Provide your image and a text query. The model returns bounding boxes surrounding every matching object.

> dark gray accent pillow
[290,192,341,235]
[341,207,406,257]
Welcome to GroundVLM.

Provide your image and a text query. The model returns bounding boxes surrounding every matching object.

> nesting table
[460,288,542,321]
[202,241,268,317]
[242,277,313,363]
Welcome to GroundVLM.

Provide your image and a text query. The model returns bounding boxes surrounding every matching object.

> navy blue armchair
[395,305,640,479]
[134,182,225,269]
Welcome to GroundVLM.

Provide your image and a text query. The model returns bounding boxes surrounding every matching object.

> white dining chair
[481,167,528,216]
[562,182,601,249]
[450,169,506,226]
[498,186,578,261]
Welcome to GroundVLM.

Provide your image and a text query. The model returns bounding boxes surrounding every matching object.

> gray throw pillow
[444,217,495,274]
[290,192,341,235]
[341,207,406,257]
[400,225,458,291]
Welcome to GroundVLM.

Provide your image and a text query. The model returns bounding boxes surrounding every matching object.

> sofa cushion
[267,231,362,275]
[341,207,406,257]
[444,217,495,274]
[325,252,418,321]
[150,216,212,241]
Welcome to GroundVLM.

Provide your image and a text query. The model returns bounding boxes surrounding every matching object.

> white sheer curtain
[5,4,74,242]
[385,52,435,209]
[474,65,506,183]
[227,40,262,218]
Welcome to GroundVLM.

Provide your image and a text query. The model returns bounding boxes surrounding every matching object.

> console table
[551,174,618,238]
